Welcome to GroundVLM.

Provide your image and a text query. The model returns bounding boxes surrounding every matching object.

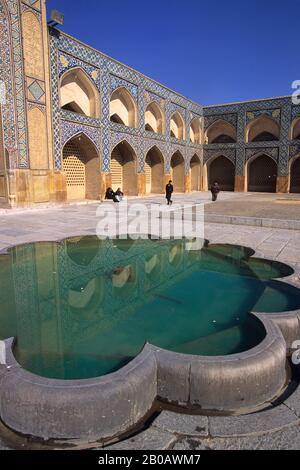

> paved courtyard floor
[205,192,300,220]
[0,193,299,265]
[0,192,300,450]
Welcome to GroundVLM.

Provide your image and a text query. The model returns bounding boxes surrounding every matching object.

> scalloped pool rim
[0,235,299,443]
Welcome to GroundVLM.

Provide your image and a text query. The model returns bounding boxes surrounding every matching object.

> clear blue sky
[46,0,298,106]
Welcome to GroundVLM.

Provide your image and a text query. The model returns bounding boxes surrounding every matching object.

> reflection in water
[0,237,299,380]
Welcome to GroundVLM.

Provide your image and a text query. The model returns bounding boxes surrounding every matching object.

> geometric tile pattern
[204,113,237,131]
[58,51,101,90]
[110,75,138,98]
[61,121,101,150]
[49,29,205,174]
[245,147,279,163]
[203,148,236,165]
[203,97,293,176]
[2,1,298,181]
[1,0,28,168]
[245,108,281,125]
[47,29,297,179]
[8,0,29,167]
[28,80,44,101]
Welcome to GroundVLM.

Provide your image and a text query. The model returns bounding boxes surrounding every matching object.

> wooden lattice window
[63,142,86,188]
[145,158,152,193]
[111,148,123,189]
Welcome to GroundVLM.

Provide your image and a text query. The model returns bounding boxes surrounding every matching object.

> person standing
[166,180,174,205]
[210,182,220,202]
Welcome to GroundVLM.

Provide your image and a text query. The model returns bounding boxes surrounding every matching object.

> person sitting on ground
[105,187,119,203]
[210,181,220,202]
[115,188,124,202]
[166,180,174,206]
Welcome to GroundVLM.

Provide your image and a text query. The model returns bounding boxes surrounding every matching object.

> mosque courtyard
[0,192,300,451]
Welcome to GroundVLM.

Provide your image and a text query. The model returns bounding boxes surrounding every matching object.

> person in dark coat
[105,187,119,203]
[166,180,174,205]
[210,182,220,202]
[115,188,124,201]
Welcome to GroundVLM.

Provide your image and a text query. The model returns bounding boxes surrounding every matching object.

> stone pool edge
[0,236,300,444]
[0,311,293,443]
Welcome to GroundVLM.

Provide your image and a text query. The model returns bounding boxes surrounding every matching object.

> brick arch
[145,145,165,194]
[145,101,165,134]
[190,154,201,191]
[205,119,237,144]
[170,151,185,192]
[246,115,280,143]
[0,0,18,168]
[204,154,235,192]
[144,141,166,158]
[110,140,138,196]
[110,87,138,128]
[62,133,101,201]
[289,154,300,193]
[61,122,100,151]
[188,151,201,164]
[60,67,100,118]
[246,153,278,193]
[290,117,300,141]
[190,118,202,144]
[170,111,185,140]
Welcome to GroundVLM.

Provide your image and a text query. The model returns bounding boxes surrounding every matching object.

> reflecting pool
[0,237,299,380]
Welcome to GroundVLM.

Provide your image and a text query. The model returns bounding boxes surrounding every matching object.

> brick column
[234,175,245,192]
[185,174,191,193]
[137,173,146,196]
[276,176,289,193]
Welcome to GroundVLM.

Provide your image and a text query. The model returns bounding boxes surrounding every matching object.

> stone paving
[205,192,300,220]
[0,193,300,450]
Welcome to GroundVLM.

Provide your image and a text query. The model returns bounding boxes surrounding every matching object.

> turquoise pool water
[0,237,299,380]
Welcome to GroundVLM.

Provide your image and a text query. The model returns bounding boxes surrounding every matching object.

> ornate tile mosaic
[204,113,238,130]
[203,97,293,176]
[61,121,101,150]
[1,0,28,168]
[2,2,297,182]
[109,75,138,98]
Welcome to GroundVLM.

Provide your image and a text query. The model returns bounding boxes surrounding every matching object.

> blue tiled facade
[49,29,204,175]
[48,28,300,180]
[1,0,300,198]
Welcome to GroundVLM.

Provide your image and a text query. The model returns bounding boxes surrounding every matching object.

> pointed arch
[60,68,100,118]
[289,155,300,193]
[170,112,185,140]
[290,117,300,140]
[0,0,18,170]
[0,107,5,171]
[21,10,44,80]
[110,87,137,128]
[205,120,237,144]
[246,153,278,192]
[62,133,101,200]
[190,154,201,191]
[204,155,235,191]
[110,140,138,195]
[171,151,185,192]
[0,103,7,198]
[145,146,165,194]
[190,118,202,144]
[246,115,280,143]
[145,102,164,134]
